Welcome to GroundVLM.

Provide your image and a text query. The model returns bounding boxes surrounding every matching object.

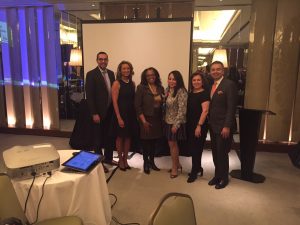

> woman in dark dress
[111,61,136,171]
[186,71,210,183]
[135,67,164,174]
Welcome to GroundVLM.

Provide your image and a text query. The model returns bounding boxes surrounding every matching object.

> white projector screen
[82,21,192,88]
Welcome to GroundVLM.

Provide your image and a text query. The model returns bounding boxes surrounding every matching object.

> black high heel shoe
[144,162,150,174]
[150,161,160,171]
[125,165,131,170]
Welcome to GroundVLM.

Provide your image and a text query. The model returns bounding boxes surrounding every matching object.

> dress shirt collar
[214,76,224,87]
[98,67,107,74]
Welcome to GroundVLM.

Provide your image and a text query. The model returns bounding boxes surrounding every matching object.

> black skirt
[164,123,186,141]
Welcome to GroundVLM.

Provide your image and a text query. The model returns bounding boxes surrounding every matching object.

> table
[12,150,112,225]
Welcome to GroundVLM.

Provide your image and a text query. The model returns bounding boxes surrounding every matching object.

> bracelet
[197,123,202,127]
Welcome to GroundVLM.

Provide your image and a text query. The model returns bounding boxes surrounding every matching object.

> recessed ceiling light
[91,3,96,7]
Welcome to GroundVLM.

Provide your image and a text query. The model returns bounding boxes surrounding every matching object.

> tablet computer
[62,151,103,173]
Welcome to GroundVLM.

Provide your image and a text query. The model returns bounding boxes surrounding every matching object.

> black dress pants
[210,129,233,180]
[93,105,115,161]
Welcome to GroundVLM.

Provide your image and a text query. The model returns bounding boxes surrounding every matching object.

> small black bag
[288,142,300,169]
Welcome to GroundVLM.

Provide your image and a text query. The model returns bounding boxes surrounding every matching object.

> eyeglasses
[98,58,108,61]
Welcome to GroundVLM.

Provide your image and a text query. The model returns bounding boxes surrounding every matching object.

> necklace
[148,84,157,95]
[193,88,204,93]
[122,78,130,83]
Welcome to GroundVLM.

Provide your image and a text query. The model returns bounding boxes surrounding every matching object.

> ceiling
[0,0,252,46]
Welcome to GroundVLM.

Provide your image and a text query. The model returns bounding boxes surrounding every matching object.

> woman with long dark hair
[164,70,188,178]
[135,67,164,174]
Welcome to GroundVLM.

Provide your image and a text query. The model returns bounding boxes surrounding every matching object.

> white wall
[82,21,192,88]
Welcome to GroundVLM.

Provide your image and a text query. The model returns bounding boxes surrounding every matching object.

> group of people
[85,51,237,189]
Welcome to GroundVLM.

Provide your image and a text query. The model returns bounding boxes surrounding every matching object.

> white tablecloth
[12,150,112,225]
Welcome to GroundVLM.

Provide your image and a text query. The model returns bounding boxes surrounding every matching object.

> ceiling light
[90,13,100,20]
[212,48,228,68]
[194,11,200,29]
[198,47,214,55]
[91,3,96,7]
[193,10,236,42]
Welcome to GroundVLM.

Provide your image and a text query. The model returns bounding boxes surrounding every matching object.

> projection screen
[82,20,192,88]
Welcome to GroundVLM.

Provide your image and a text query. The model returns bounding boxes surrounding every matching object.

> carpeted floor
[1,133,300,225]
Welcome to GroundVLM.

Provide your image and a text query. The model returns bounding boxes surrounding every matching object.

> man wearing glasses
[85,52,117,172]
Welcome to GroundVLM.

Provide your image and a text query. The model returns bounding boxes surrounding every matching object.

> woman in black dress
[186,71,210,183]
[135,67,164,174]
[111,61,136,171]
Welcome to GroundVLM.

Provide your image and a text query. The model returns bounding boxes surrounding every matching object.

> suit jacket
[209,78,237,133]
[85,67,115,119]
[135,84,164,117]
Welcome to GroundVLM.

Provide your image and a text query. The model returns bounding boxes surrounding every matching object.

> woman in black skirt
[186,71,210,183]
[164,70,188,178]
[135,67,164,174]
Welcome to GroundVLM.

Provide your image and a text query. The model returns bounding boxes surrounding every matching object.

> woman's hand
[194,125,201,138]
[92,114,100,124]
[118,117,125,128]
[171,125,178,134]
[142,121,152,134]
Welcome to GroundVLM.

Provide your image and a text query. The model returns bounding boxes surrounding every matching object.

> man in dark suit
[85,52,117,169]
[208,61,238,189]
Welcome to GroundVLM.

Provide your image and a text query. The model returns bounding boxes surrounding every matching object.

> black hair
[140,67,162,87]
[210,60,224,69]
[168,70,186,97]
[96,51,108,60]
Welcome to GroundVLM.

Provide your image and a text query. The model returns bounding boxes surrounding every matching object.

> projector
[3,143,60,179]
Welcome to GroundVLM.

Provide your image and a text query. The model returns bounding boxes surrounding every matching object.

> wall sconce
[133,7,139,19]
[212,48,228,68]
[69,48,82,66]
[156,7,161,18]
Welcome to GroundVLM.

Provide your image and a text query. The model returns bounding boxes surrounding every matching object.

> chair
[0,173,83,225]
[148,192,197,225]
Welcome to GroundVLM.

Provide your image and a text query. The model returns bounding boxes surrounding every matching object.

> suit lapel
[211,79,225,100]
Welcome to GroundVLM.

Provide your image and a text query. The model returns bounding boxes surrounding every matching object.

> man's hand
[93,114,100,124]
[221,127,230,139]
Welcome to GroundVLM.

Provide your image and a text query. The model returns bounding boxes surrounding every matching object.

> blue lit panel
[37,7,47,86]
[18,8,29,84]
[27,7,40,86]
[0,9,12,84]
[44,7,58,89]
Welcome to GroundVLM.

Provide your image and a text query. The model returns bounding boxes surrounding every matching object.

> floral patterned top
[164,87,188,128]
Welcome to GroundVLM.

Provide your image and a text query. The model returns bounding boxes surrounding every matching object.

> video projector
[3,143,60,179]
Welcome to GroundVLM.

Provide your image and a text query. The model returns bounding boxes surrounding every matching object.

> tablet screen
[62,151,102,172]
